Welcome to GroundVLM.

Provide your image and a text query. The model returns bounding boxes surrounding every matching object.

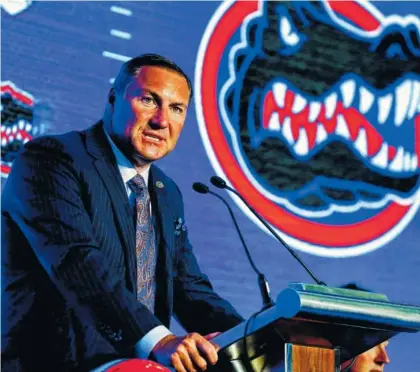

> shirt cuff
[134,325,173,359]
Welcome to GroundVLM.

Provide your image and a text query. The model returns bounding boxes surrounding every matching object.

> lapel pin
[156,181,164,188]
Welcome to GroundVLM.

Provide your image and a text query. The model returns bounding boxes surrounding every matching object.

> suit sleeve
[171,185,245,334]
[2,139,162,353]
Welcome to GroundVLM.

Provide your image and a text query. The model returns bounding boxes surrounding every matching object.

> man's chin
[133,149,168,164]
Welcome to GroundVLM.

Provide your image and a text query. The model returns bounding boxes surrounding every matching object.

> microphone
[210,176,327,286]
[192,182,275,309]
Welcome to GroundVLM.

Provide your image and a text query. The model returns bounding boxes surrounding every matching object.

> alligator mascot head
[1,82,51,178]
[222,0,420,213]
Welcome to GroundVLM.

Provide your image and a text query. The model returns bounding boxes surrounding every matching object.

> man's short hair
[112,53,193,100]
[340,282,373,293]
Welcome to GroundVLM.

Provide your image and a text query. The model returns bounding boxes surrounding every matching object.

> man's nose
[151,108,169,128]
[376,345,391,364]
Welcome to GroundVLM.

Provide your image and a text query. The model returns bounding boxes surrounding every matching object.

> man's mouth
[261,75,420,176]
[143,132,165,144]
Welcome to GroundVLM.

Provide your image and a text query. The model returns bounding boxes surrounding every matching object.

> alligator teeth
[359,87,374,114]
[324,93,337,119]
[294,127,309,156]
[377,93,392,125]
[412,154,418,171]
[340,80,355,108]
[268,113,280,131]
[389,147,404,172]
[308,102,321,123]
[18,120,25,130]
[354,128,368,157]
[273,82,287,108]
[282,117,294,145]
[395,80,411,126]
[25,123,32,132]
[335,115,350,139]
[1,138,7,146]
[371,142,388,169]
[407,81,419,119]
[292,94,307,114]
[404,152,412,172]
[315,123,327,144]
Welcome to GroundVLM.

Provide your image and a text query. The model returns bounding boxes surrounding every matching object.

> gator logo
[1,81,49,178]
[195,0,420,257]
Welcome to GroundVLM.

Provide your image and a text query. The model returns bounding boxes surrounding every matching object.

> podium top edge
[289,282,389,302]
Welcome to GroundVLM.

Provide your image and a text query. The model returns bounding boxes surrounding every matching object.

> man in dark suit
[1,54,244,372]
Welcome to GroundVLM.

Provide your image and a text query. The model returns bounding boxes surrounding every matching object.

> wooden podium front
[285,344,339,372]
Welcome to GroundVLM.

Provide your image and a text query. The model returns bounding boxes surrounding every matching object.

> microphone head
[192,182,210,194]
[210,176,227,189]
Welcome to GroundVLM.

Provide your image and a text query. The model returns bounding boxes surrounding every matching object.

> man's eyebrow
[171,101,188,109]
[145,89,188,108]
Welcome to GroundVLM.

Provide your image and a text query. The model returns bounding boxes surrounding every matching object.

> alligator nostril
[376,26,419,60]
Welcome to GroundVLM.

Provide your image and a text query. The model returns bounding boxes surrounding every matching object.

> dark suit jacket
[1,123,244,372]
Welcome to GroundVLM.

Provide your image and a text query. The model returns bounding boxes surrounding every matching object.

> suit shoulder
[20,130,85,161]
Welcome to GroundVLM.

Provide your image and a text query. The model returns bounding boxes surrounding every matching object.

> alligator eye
[279,16,300,47]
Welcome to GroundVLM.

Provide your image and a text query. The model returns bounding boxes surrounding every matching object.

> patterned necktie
[127,174,157,313]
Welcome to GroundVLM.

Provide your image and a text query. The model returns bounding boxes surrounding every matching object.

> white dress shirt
[95,132,173,367]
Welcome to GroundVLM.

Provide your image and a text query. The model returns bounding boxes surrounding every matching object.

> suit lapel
[84,123,137,292]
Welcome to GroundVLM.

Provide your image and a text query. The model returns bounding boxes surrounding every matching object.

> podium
[206,283,420,372]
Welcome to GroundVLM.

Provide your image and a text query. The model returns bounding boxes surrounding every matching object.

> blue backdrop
[1,1,419,370]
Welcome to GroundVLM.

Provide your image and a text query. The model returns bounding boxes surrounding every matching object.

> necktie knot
[128,174,147,196]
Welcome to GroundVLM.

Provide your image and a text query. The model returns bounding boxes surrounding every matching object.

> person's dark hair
[112,53,193,100]
[340,282,371,292]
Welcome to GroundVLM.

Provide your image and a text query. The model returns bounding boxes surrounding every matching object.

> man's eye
[173,106,184,114]
[141,97,154,105]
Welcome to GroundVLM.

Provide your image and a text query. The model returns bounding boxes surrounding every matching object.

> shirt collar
[104,130,150,187]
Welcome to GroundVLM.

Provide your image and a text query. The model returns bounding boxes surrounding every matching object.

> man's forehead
[124,67,188,95]
[121,67,190,104]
